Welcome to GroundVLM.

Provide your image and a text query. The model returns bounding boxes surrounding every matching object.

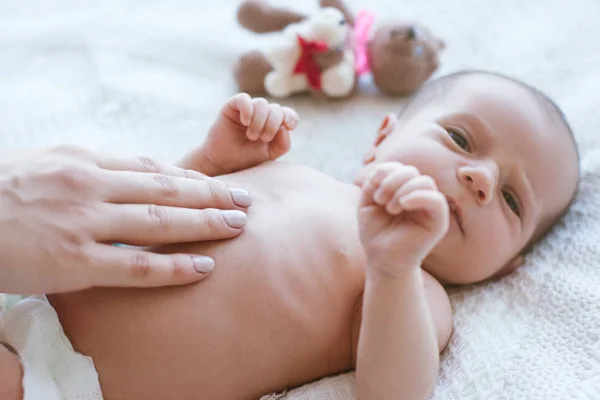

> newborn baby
[46,71,579,400]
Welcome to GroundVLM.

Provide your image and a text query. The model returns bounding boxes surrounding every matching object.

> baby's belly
[49,163,366,400]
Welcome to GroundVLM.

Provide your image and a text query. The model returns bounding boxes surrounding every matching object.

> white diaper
[0,294,103,400]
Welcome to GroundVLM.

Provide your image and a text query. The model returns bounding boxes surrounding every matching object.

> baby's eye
[446,128,470,152]
[502,190,521,217]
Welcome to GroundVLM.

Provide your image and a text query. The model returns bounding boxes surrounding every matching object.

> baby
[40,71,579,400]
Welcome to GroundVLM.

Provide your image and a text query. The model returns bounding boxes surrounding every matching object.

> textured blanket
[1,0,599,399]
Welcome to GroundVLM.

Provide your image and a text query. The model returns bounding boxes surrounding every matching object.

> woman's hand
[0,145,252,294]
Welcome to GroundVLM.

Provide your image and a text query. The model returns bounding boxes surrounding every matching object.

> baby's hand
[199,93,299,175]
[358,162,449,278]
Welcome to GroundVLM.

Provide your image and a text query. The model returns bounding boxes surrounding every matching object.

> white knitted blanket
[1,0,599,399]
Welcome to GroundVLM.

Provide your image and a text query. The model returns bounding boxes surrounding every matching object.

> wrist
[179,147,223,177]
[366,262,422,283]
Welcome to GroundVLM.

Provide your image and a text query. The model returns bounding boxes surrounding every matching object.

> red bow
[293,35,329,90]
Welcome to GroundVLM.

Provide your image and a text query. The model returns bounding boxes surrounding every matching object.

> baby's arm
[178,94,298,176]
[355,162,452,400]
[0,342,23,400]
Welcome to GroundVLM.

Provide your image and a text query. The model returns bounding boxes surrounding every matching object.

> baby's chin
[421,255,504,286]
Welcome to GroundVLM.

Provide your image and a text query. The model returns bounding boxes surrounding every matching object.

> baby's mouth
[445,196,464,234]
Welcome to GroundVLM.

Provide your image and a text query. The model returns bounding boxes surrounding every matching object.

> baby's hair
[399,70,580,250]
[400,70,577,157]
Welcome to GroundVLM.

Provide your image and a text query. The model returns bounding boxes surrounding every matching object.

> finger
[261,103,285,142]
[373,165,420,205]
[96,153,207,180]
[282,107,299,130]
[96,204,247,245]
[85,244,217,289]
[229,93,253,126]
[359,162,398,207]
[387,175,437,214]
[102,170,252,209]
[399,190,449,232]
[247,98,269,141]
[270,127,291,159]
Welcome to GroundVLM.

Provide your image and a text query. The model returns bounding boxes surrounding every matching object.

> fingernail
[222,210,247,228]
[192,256,215,273]
[230,188,253,208]
[284,117,297,130]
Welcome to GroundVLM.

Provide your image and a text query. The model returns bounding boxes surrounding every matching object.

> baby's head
[356,71,579,285]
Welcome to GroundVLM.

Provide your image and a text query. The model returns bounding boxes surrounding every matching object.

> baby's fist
[198,94,300,175]
[358,162,449,275]
[229,93,298,143]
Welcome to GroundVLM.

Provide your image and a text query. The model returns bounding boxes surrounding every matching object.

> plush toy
[234,0,446,98]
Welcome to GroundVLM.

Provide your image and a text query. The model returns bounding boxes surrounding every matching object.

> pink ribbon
[354,10,376,76]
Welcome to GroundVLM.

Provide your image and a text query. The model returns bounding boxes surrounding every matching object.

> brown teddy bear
[234,0,446,98]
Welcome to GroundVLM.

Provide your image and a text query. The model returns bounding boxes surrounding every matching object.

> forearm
[356,268,439,400]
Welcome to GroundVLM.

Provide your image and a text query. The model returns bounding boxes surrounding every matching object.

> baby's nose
[459,165,497,206]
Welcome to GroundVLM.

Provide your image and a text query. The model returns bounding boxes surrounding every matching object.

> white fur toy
[263,7,355,98]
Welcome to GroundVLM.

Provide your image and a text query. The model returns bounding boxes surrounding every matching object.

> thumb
[85,244,215,289]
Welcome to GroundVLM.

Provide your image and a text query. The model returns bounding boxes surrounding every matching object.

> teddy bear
[234,0,446,98]
[261,6,355,98]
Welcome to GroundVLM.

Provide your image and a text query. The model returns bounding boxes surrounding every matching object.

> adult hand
[0,145,252,294]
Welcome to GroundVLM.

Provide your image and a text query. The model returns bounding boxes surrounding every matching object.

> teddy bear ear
[237,0,306,34]
[319,0,356,26]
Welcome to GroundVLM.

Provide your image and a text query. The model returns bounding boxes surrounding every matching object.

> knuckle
[183,168,205,180]
[52,144,92,160]
[208,177,228,189]
[148,204,170,227]
[153,174,179,198]
[129,251,152,278]
[169,254,191,278]
[57,233,87,259]
[434,191,446,202]
[136,155,160,173]
[199,209,224,232]
[422,175,436,187]
[405,166,420,176]
[269,103,282,113]
[253,98,269,109]
[254,97,268,105]
[51,235,94,279]
[374,163,392,175]
[49,165,97,192]
[206,179,228,203]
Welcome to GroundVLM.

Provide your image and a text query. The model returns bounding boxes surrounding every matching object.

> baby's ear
[362,113,398,166]
[375,113,398,146]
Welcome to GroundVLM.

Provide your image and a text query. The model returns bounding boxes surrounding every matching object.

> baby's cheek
[380,138,447,172]
[469,218,515,269]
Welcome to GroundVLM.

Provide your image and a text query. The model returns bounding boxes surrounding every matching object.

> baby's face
[357,76,578,284]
